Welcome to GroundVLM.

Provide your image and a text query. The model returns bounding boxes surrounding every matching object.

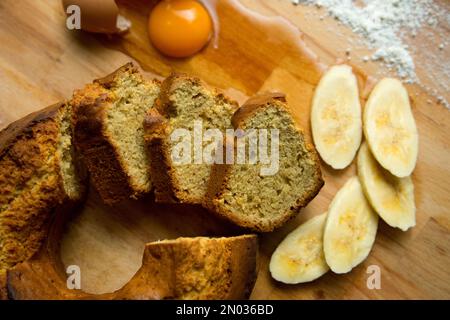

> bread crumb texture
[212,99,323,232]
[105,71,160,192]
[147,74,238,203]
[71,63,160,202]
[0,103,84,290]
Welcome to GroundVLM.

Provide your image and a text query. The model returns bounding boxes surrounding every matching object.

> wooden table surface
[0,0,449,299]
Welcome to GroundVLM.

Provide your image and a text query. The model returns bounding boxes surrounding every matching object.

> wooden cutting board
[0,0,449,299]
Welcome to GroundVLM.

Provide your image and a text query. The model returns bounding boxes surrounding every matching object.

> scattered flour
[291,0,449,108]
[292,0,444,81]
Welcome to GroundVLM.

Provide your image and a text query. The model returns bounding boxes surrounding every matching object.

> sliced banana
[357,142,415,231]
[364,78,418,177]
[311,64,362,169]
[324,177,378,274]
[270,213,329,284]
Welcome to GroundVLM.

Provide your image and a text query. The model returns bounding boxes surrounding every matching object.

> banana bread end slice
[206,93,324,232]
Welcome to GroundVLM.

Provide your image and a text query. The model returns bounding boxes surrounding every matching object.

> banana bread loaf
[71,63,160,204]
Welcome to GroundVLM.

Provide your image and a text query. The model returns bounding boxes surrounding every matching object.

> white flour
[293,1,444,74]
[292,0,449,108]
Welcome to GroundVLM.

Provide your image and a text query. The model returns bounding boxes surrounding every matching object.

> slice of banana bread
[0,102,86,296]
[71,63,160,204]
[144,73,239,204]
[206,93,324,232]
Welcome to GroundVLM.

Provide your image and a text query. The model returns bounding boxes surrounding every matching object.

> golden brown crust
[71,63,144,204]
[206,94,324,232]
[231,92,286,128]
[0,104,64,272]
[0,103,61,157]
[0,103,86,297]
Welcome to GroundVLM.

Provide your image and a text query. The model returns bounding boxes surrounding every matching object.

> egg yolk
[148,0,212,58]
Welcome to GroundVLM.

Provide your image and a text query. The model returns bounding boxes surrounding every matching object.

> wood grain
[0,0,449,299]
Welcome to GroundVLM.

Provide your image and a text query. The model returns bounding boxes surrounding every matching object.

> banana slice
[364,78,418,177]
[324,177,378,274]
[311,64,362,169]
[270,213,329,284]
[357,142,415,231]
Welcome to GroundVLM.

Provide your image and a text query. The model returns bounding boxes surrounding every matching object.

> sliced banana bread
[71,63,160,204]
[206,93,324,232]
[144,73,239,204]
[0,102,86,296]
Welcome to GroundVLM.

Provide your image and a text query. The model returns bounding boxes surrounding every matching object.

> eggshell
[62,0,130,34]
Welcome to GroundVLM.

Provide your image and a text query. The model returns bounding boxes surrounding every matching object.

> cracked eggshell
[62,0,131,34]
